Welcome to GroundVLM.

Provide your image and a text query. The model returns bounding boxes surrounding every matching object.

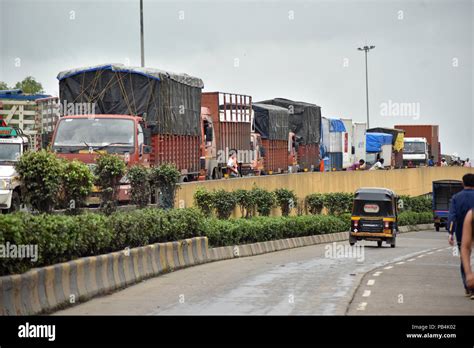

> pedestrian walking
[460,209,474,297]
[464,158,471,167]
[227,152,239,177]
[448,173,474,297]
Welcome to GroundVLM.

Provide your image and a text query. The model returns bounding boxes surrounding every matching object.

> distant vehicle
[432,180,464,231]
[350,187,399,248]
[0,126,30,212]
[403,137,429,166]
[395,125,440,165]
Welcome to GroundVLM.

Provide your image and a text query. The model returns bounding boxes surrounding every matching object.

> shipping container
[394,125,440,163]
[201,92,252,162]
[353,123,367,164]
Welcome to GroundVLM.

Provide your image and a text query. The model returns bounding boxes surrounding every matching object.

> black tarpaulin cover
[57,64,204,136]
[256,98,321,144]
[252,103,289,140]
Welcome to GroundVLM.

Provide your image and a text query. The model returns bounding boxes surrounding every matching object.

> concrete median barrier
[0,237,208,315]
[0,224,432,315]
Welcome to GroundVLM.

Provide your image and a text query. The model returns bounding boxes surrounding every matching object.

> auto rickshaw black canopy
[354,188,397,202]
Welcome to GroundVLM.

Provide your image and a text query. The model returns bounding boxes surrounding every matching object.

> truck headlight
[0,178,13,190]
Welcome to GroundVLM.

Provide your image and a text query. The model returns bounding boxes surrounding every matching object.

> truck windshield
[404,142,426,154]
[0,143,21,162]
[53,118,135,151]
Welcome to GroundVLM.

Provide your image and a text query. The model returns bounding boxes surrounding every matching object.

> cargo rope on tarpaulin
[57,63,204,136]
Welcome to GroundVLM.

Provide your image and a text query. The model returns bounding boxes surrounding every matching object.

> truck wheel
[8,191,21,213]
[377,241,383,248]
[349,236,356,246]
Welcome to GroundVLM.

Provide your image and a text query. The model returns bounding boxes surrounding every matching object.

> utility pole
[357,45,375,128]
[140,0,145,67]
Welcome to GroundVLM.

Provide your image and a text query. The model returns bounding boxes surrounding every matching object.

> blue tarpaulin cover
[329,118,346,132]
[0,89,51,101]
[366,132,393,153]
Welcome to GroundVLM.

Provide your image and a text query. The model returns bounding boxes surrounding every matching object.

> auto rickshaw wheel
[377,241,382,248]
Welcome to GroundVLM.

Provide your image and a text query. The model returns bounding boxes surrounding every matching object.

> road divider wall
[0,223,434,315]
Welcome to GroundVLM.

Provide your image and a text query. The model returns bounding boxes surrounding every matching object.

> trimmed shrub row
[0,208,348,276]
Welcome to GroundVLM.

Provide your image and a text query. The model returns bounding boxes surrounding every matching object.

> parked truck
[252,103,289,174]
[395,125,440,166]
[53,64,204,203]
[352,122,367,165]
[258,98,321,171]
[0,125,30,212]
[201,92,255,178]
[432,180,463,231]
[367,127,405,168]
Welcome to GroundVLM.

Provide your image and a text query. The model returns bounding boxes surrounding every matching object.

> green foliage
[59,159,94,213]
[323,192,354,215]
[252,186,275,216]
[336,212,352,231]
[127,165,151,208]
[94,153,126,214]
[205,214,348,247]
[211,189,237,219]
[398,211,433,226]
[193,186,214,217]
[234,189,257,218]
[0,208,205,276]
[0,81,9,90]
[274,188,297,216]
[14,76,44,94]
[399,195,432,213]
[15,150,63,213]
[150,163,181,209]
[305,193,325,215]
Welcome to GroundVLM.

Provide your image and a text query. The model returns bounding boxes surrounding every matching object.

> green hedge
[0,208,205,276]
[205,214,348,247]
[398,211,433,226]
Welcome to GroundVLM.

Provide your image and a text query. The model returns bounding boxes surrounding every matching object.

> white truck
[0,126,29,212]
[403,137,429,166]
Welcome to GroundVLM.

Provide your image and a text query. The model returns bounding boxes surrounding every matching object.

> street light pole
[358,45,375,128]
[140,0,145,67]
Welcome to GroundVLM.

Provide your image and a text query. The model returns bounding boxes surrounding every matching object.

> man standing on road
[460,209,474,297]
[448,173,474,297]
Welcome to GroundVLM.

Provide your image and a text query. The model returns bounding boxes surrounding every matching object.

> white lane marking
[427,252,434,255]
[362,290,371,297]
[357,302,368,311]
[384,266,393,270]
[417,255,424,258]
[367,279,375,286]
[408,258,416,262]
[396,261,405,265]
[373,272,382,277]
[437,249,443,252]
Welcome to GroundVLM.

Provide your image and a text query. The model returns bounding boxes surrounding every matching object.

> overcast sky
[1,0,472,158]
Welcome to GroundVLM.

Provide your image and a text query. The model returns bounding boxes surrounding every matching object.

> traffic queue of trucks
[0,64,448,209]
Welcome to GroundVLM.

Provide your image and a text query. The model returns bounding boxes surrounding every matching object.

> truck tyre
[8,191,21,213]
[349,236,356,246]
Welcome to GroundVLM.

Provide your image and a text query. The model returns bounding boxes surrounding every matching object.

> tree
[0,81,9,90]
[14,76,44,94]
